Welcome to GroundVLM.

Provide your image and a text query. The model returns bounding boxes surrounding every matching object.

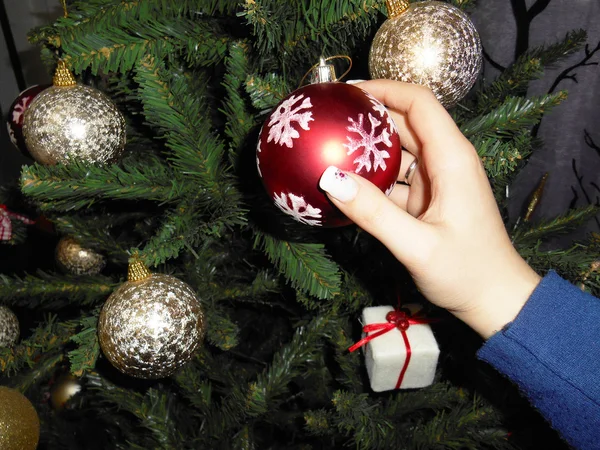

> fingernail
[345,79,366,85]
[319,166,359,203]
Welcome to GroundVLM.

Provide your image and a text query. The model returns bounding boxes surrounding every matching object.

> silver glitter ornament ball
[56,236,106,276]
[22,78,125,165]
[98,271,205,379]
[369,1,482,108]
[0,306,19,347]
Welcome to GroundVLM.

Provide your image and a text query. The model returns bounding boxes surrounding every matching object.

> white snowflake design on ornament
[344,113,392,173]
[385,182,396,197]
[11,96,32,125]
[7,124,17,146]
[367,93,398,134]
[267,94,313,148]
[256,139,262,177]
[273,192,322,226]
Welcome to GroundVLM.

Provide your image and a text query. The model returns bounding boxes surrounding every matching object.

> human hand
[319,80,541,338]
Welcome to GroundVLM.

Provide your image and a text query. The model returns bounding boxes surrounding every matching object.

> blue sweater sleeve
[477,271,600,450]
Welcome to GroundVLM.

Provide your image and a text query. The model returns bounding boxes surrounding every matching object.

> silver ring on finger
[404,158,418,185]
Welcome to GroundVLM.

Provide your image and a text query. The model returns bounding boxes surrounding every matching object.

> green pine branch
[222,41,259,166]
[0,316,74,375]
[134,55,245,217]
[240,0,381,71]
[205,306,240,351]
[246,73,289,111]
[461,92,567,139]
[519,241,600,283]
[20,157,184,212]
[512,205,599,245]
[139,206,199,266]
[329,318,363,392]
[253,230,341,300]
[330,390,395,448]
[52,213,146,263]
[0,271,117,308]
[206,314,334,441]
[476,29,586,113]
[93,381,179,450]
[472,132,532,178]
[68,314,100,376]
[30,1,229,75]
[410,402,510,450]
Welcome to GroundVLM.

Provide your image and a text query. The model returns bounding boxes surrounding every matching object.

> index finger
[358,79,471,152]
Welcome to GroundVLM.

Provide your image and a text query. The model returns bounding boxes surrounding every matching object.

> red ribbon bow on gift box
[0,205,34,241]
[349,309,439,389]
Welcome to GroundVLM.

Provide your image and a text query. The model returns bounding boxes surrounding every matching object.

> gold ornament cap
[386,0,410,18]
[53,60,77,87]
[128,256,151,282]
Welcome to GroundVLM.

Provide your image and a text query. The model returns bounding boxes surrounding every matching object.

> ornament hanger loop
[298,55,353,88]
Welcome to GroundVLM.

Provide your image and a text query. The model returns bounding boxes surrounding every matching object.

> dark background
[1,0,599,242]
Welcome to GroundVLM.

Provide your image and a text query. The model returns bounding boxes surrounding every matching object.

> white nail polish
[319,166,359,203]
[345,79,366,85]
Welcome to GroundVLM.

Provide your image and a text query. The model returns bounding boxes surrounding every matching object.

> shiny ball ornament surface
[0,386,40,450]
[22,84,126,165]
[369,1,482,108]
[50,374,82,410]
[56,236,106,275]
[6,84,49,156]
[98,274,205,379]
[257,82,401,227]
[0,306,19,347]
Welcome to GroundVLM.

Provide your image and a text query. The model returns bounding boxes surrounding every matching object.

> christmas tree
[1,1,599,448]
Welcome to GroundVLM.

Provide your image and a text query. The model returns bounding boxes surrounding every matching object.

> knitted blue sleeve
[477,271,600,450]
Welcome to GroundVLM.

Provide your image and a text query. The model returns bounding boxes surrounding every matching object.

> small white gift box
[359,305,440,392]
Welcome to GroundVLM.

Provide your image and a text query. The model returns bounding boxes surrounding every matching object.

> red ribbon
[0,204,34,241]
[349,309,438,389]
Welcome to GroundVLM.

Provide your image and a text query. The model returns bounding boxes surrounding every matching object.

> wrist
[454,261,542,339]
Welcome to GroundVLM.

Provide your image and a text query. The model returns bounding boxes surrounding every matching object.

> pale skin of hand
[320,80,541,339]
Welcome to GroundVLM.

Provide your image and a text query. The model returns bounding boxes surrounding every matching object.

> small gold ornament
[0,305,19,347]
[369,0,482,108]
[56,236,106,275]
[524,173,549,222]
[98,258,205,379]
[0,386,40,450]
[22,61,126,165]
[50,374,82,410]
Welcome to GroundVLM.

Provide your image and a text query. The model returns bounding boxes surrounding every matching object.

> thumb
[319,166,434,266]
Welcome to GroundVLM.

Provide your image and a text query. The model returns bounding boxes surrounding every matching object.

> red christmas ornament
[257,82,402,227]
[6,84,49,157]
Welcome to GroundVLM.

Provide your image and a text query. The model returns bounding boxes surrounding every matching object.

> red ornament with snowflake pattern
[257,82,402,227]
[6,84,49,157]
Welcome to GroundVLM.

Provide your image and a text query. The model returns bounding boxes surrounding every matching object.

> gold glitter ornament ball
[56,236,106,275]
[369,1,482,108]
[0,386,40,450]
[98,270,205,379]
[0,306,19,347]
[22,63,125,165]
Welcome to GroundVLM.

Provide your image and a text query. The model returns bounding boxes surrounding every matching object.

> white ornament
[273,192,322,226]
[360,305,439,392]
[267,94,313,148]
[344,113,392,173]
